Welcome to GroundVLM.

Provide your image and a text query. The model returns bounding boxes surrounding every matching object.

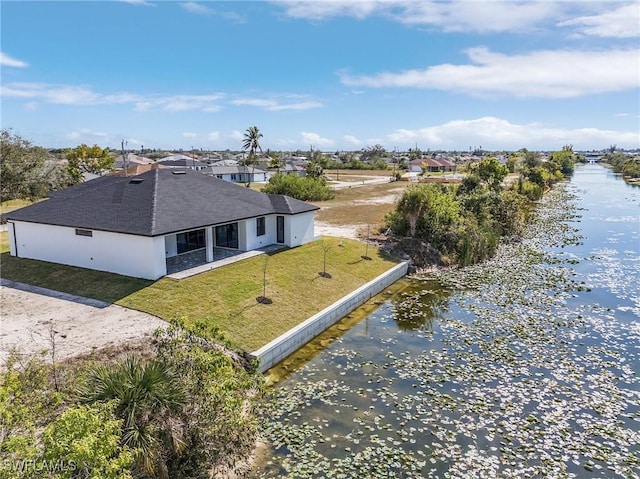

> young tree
[65,144,115,184]
[319,240,332,278]
[242,126,263,186]
[0,128,51,200]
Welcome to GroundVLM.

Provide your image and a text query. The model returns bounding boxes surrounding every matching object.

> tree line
[1,129,115,202]
[385,148,577,266]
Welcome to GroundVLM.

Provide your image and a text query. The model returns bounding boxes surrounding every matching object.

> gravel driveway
[0,279,167,364]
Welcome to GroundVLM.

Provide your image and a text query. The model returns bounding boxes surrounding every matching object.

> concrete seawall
[251,261,409,373]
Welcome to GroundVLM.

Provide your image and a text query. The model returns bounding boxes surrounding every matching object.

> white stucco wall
[9,221,167,280]
[287,211,316,247]
[245,216,276,251]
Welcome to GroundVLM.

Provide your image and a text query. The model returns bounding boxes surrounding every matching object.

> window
[256,217,266,236]
[276,216,285,243]
[215,223,238,249]
[176,229,205,254]
[75,228,93,237]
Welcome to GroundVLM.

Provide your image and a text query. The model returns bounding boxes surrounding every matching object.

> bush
[262,173,335,201]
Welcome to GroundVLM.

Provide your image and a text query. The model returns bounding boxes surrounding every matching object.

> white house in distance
[6,169,319,280]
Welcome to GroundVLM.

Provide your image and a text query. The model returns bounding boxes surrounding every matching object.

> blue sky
[2,1,639,152]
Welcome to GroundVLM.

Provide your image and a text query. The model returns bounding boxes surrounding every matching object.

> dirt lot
[0,280,166,364]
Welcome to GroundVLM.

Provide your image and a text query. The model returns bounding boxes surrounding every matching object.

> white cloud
[136,94,224,112]
[385,117,640,150]
[67,128,109,141]
[208,131,221,142]
[183,132,198,138]
[392,0,559,33]
[181,2,214,15]
[232,97,323,111]
[274,0,379,21]
[341,47,640,98]
[1,82,324,113]
[343,134,362,146]
[277,1,639,36]
[1,82,226,112]
[229,130,244,141]
[277,1,568,33]
[120,0,156,6]
[2,82,103,104]
[1,52,28,68]
[558,3,640,38]
[301,131,335,147]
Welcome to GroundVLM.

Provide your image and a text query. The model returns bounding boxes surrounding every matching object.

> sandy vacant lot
[0,281,167,364]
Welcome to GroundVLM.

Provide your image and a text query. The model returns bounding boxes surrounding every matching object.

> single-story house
[207,165,270,184]
[409,158,456,173]
[157,158,208,171]
[6,169,319,280]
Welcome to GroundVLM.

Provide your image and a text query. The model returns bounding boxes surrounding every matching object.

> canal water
[253,164,639,478]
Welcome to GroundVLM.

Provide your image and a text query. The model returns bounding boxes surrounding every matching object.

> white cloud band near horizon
[0,82,323,113]
[340,47,640,98]
[384,116,639,151]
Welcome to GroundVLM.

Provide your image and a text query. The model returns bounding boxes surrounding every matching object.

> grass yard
[325,169,397,182]
[0,234,400,351]
[1,198,43,214]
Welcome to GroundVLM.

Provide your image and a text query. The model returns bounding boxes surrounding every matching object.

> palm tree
[242,126,263,186]
[78,356,186,479]
[397,185,428,237]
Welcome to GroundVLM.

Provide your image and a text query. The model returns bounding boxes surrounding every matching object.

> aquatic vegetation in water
[255,173,640,479]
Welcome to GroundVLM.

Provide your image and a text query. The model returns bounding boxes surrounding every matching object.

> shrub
[262,173,335,201]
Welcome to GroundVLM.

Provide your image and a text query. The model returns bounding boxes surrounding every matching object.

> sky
[1,0,639,152]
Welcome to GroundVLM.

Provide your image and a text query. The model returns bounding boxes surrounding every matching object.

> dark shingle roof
[7,169,318,236]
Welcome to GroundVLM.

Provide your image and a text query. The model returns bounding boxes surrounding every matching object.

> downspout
[9,221,18,257]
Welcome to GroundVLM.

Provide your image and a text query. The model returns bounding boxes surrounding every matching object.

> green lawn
[0,234,400,351]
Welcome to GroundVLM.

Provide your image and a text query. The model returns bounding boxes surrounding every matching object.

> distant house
[158,157,208,171]
[113,153,155,171]
[275,162,307,177]
[207,165,270,184]
[6,169,319,280]
[112,162,167,177]
[408,158,456,173]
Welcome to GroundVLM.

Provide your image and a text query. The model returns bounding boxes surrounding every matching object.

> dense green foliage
[604,151,640,178]
[65,144,115,184]
[0,327,264,479]
[42,402,135,479]
[0,129,62,201]
[386,151,575,266]
[262,172,335,201]
[517,145,577,200]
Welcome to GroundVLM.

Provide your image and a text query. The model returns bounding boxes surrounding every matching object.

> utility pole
[121,139,128,177]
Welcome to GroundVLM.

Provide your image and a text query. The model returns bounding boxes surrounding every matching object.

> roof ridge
[150,168,159,234]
